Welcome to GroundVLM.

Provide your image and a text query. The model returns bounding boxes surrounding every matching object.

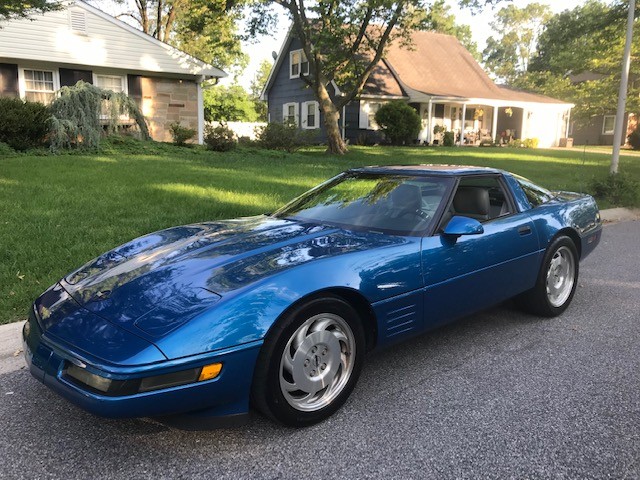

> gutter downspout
[197,75,205,144]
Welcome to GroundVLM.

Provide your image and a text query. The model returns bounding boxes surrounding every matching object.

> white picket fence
[206,121,267,141]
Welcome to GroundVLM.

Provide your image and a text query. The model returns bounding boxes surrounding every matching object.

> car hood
[59,215,386,341]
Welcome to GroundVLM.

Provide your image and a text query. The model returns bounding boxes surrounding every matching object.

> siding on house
[0,1,224,144]
[0,3,220,77]
[571,114,629,146]
[266,38,392,145]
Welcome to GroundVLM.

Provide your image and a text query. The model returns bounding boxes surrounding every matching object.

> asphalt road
[1,220,638,479]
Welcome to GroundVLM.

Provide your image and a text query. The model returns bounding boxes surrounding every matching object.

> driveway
[0,220,638,479]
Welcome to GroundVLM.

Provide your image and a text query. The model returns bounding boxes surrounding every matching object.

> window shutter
[359,101,369,129]
[0,63,19,96]
[301,102,308,127]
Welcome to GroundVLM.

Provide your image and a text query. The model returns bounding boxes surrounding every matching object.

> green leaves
[0,0,62,22]
[482,2,552,81]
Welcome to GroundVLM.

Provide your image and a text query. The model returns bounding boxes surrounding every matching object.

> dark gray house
[568,72,633,146]
[261,29,573,147]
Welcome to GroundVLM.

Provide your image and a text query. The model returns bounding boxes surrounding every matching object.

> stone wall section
[140,77,199,142]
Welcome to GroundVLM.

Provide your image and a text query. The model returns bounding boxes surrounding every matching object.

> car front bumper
[23,311,262,421]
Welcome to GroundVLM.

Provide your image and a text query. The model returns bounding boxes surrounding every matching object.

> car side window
[437,176,513,231]
[516,178,554,207]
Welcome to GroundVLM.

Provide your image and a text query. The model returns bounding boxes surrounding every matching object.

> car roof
[348,164,504,177]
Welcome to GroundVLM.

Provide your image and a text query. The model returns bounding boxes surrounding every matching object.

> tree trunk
[316,83,348,155]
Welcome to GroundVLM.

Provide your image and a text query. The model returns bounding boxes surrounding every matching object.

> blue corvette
[24,165,602,427]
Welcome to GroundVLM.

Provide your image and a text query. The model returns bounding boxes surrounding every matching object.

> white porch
[415,97,572,148]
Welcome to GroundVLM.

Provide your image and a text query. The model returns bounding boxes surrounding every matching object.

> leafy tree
[104,0,246,71]
[246,0,502,154]
[514,1,640,124]
[203,84,259,122]
[0,0,61,21]
[250,59,273,121]
[419,0,479,60]
[482,3,551,81]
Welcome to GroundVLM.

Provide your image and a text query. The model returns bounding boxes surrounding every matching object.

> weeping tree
[247,0,503,155]
[49,81,149,152]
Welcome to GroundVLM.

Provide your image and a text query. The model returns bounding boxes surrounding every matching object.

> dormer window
[290,49,309,79]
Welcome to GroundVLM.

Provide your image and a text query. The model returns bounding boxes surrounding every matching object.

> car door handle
[518,226,532,236]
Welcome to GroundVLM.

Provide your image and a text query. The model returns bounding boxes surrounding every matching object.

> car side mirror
[443,216,484,236]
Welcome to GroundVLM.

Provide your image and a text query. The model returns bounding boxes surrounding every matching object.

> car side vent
[385,304,417,338]
[69,9,87,34]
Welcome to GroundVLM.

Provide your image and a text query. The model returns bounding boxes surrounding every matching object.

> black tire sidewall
[252,295,365,427]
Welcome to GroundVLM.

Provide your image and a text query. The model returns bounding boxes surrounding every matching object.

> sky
[230,0,586,88]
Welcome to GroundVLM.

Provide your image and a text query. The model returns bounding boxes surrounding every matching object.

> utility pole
[611,0,636,174]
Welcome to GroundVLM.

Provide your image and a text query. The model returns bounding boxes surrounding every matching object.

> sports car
[23,165,602,427]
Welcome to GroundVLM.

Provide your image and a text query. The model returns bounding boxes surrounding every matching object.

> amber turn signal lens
[198,363,222,381]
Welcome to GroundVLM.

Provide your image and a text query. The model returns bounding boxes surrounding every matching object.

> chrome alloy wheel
[546,245,576,307]
[279,313,356,412]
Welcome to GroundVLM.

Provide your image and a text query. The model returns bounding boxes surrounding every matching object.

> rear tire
[517,236,579,317]
[251,295,365,427]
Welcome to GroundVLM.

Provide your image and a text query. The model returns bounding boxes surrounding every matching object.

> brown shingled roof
[362,59,406,97]
[366,30,569,105]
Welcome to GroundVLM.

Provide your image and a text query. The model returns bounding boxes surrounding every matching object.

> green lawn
[1,142,639,325]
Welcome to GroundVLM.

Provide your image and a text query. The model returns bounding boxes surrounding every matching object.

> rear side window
[515,176,554,207]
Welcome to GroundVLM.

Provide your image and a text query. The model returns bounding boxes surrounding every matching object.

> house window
[94,74,126,93]
[94,74,128,119]
[302,101,319,129]
[359,101,382,130]
[283,102,299,126]
[602,115,615,135]
[22,69,56,104]
[290,49,309,79]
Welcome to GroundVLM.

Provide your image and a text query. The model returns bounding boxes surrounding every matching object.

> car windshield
[273,173,453,235]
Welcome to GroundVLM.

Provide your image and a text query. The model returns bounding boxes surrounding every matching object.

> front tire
[251,295,365,427]
[517,236,579,317]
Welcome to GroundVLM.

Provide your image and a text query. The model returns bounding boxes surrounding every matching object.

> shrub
[204,123,237,152]
[590,174,640,207]
[49,81,149,152]
[0,142,16,157]
[479,139,496,147]
[170,122,196,146]
[443,130,455,147]
[628,128,640,150]
[256,122,313,153]
[506,138,539,148]
[0,97,50,151]
[373,101,421,145]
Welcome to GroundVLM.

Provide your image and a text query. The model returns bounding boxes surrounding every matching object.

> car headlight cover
[64,362,223,396]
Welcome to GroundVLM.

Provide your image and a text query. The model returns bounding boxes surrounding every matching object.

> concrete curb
[599,207,640,223]
[0,208,637,373]
[0,321,25,375]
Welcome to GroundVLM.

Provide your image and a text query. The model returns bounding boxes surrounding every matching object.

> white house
[0,0,226,143]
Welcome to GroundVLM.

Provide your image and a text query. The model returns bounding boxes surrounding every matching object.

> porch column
[492,106,498,143]
[521,109,527,140]
[565,108,571,138]
[460,103,467,146]
[427,98,433,144]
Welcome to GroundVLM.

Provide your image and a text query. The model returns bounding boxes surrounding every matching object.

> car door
[420,175,541,328]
